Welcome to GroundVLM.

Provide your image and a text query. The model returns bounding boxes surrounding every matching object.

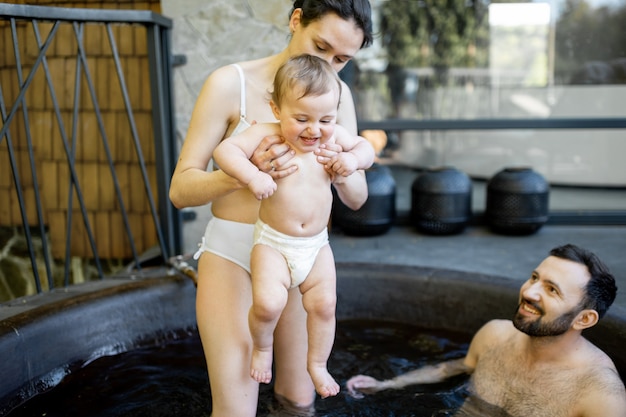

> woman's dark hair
[290,0,373,48]
[550,244,617,318]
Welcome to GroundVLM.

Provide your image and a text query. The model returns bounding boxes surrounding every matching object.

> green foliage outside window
[380,0,490,70]
[379,0,626,85]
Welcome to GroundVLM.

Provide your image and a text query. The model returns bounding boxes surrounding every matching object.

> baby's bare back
[258,152,332,237]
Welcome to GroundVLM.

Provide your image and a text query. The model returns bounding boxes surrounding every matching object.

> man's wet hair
[550,244,617,318]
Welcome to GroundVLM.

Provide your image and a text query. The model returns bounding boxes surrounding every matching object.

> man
[347,244,626,417]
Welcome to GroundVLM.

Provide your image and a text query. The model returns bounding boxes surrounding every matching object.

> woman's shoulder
[197,59,267,109]
[235,55,278,85]
[203,57,273,95]
[191,65,244,129]
[203,64,242,92]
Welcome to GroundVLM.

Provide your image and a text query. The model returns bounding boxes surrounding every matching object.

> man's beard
[513,301,581,337]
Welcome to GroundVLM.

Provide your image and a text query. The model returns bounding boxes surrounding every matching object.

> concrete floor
[183,208,626,313]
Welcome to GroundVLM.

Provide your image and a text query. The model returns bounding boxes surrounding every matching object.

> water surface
[7,320,471,416]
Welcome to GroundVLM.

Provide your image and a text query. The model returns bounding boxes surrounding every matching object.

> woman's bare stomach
[210,190,261,224]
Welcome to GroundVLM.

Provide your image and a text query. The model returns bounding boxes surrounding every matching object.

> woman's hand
[250,134,297,179]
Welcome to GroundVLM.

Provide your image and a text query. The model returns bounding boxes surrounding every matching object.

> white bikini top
[230,64,252,136]
[212,64,253,171]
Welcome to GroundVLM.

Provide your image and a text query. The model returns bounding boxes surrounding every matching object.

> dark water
[7,320,471,417]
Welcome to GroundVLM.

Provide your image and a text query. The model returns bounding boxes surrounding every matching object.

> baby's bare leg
[299,245,340,398]
[249,244,290,384]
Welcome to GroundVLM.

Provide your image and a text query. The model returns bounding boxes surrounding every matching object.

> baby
[213,54,375,398]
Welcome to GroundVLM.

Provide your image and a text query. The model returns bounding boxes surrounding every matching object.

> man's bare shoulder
[465,320,515,369]
[474,320,516,349]
[576,364,626,416]
[570,340,626,416]
[476,319,516,340]
[582,341,624,385]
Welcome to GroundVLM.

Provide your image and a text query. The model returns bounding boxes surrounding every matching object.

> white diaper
[253,219,328,288]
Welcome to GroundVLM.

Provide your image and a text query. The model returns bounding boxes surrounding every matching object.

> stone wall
[162,0,291,151]
[161,0,292,253]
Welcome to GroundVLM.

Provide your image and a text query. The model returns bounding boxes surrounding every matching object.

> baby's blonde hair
[271,54,342,108]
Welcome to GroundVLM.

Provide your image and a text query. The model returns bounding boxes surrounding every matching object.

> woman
[169,1,373,415]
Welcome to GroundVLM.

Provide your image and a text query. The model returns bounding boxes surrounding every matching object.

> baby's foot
[309,366,340,398]
[250,348,273,384]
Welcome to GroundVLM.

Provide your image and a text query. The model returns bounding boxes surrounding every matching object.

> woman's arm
[169,66,295,209]
[213,124,278,200]
[169,66,245,209]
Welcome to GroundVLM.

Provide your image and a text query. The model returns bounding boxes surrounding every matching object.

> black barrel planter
[332,163,396,236]
[486,167,550,235]
[411,166,472,235]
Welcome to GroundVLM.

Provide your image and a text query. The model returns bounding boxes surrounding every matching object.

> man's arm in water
[346,358,471,398]
[346,320,508,398]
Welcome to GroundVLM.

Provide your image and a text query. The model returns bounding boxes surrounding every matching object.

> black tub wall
[0,274,197,414]
[336,263,520,331]
[1,263,625,414]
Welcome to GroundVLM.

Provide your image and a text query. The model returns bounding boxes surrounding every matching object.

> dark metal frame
[358,117,626,131]
[0,3,180,295]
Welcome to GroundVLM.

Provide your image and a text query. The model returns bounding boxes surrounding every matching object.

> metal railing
[0,3,181,298]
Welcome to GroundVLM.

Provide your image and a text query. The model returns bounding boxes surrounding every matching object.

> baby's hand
[326,152,359,177]
[248,172,277,200]
[315,142,343,164]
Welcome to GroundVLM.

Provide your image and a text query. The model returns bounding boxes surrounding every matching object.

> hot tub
[1,263,624,414]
